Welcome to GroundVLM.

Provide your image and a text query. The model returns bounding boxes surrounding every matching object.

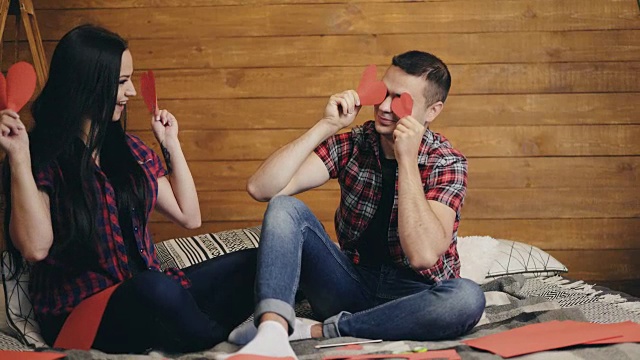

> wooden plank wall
[2,0,639,295]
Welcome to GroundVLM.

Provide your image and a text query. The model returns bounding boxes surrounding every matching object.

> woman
[0,24,256,354]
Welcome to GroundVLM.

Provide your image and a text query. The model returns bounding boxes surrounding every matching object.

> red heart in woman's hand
[1,62,37,112]
[140,70,157,114]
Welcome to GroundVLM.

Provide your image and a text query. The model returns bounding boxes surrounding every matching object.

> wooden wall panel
[66,64,639,99]
[147,188,640,223]
[150,218,640,251]
[6,30,640,69]
[1,0,638,295]
[11,1,640,41]
[15,93,640,129]
[181,157,640,192]
[131,125,640,160]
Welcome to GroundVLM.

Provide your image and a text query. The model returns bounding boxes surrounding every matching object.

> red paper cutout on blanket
[356,65,387,106]
[0,62,37,112]
[323,349,460,360]
[140,70,158,114]
[463,320,628,358]
[586,321,640,344]
[53,284,120,350]
[225,355,295,360]
[391,92,413,118]
[0,351,66,360]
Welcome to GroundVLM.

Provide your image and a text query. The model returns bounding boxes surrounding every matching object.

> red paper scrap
[586,321,640,344]
[463,320,623,358]
[53,284,120,350]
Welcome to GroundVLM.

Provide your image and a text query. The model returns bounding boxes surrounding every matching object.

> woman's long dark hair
[2,24,148,275]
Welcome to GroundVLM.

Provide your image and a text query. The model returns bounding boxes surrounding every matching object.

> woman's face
[113,49,136,121]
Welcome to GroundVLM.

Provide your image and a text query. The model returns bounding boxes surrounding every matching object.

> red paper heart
[0,72,7,110]
[356,64,387,106]
[391,92,413,118]
[5,62,36,112]
[140,70,157,114]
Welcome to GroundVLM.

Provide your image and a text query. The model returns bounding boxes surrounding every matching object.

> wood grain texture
[16,1,640,41]
[150,218,640,251]
[130,125,640,160]
[147,188,640,223]
[36,0,456,9]
[64,64,640,100]
[551,250,640,281]
[14,93,640,130]
[176,156,640,192]
[8,29,640,69]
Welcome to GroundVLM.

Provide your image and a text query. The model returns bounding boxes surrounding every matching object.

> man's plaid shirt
[314,121,468,282]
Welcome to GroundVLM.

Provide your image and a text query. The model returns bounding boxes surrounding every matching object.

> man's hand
[320,90,361,132]
[393,116,424,164]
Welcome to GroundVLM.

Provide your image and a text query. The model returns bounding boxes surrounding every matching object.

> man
[227,51,485,358]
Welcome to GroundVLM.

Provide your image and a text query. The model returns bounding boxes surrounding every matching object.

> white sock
[218,321,297,359]
[228,317,319,345]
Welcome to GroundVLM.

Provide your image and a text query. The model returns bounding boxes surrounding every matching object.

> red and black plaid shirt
[314,121,468,282]
[31,134,190,316]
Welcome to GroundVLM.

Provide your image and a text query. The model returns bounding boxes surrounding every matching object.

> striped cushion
[155,227,261,270]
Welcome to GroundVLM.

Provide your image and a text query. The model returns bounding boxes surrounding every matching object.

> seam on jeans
[302,223,367,287]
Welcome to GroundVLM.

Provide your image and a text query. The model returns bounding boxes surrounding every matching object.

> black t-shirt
[356,154,397,266]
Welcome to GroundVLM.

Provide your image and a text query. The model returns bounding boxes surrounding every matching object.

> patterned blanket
[2,275,639,359]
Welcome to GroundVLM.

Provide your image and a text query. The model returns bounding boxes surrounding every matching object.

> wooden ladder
[0,0,48,88]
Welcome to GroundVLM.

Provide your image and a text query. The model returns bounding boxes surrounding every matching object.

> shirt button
[140,249,145,253]
[134,227,138,231]
[148,266,153,270]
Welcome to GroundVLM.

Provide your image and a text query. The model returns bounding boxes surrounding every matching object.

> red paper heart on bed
[4,62,37,112]
[391,92,413,118]
[140,70,157,114]
[356,64,387,106]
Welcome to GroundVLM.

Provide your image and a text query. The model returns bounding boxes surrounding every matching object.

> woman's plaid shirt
[314,121,468,283]
[31,134,189,316]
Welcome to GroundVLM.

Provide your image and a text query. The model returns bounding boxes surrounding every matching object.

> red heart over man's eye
[391,92,413,119]
[356,64,387,106]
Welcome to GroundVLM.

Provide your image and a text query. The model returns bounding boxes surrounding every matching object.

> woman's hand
[151,109,179,146]
[0,110,29,160]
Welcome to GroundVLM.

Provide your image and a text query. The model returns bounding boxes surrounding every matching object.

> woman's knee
[123,271,188,308]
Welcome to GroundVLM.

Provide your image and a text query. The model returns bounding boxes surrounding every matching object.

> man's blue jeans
[255,196,485,341]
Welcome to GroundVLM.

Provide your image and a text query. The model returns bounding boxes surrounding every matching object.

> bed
[2,227,639,359]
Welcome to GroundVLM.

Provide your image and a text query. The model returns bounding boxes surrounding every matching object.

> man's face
[373,65,437,137]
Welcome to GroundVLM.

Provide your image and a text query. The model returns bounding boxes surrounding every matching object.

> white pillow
[457,236,569,284]
[457,236,500,284]
[486,239,568,280]
[1,251,46,347]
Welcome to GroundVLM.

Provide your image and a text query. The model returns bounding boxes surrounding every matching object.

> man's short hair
[391,50,451,106]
